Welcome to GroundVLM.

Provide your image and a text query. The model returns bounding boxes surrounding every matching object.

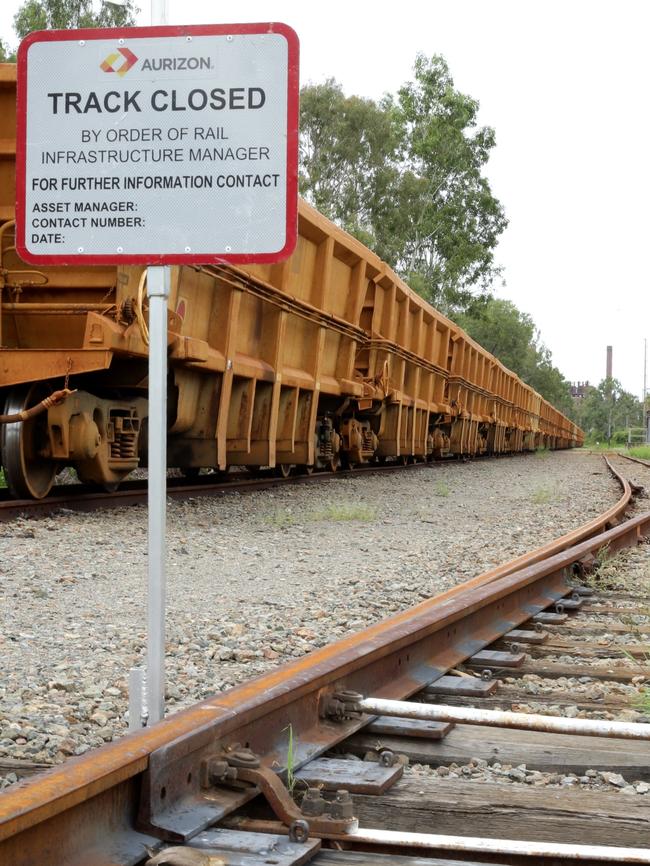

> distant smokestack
[606,345,613,381]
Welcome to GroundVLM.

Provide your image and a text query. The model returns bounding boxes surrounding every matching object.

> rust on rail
[2,506,650,865]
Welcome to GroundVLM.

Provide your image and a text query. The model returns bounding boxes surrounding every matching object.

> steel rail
[0,452,624,527]
[0,459,430,521]
[1,503,649,865]
[357,454,631,620]
[618,452,650,469]
[462,455,630,583]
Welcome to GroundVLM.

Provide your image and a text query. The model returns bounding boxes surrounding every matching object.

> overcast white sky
[2,0,648,396]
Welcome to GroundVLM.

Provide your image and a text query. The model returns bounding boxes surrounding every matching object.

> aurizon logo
[100,47,138,77]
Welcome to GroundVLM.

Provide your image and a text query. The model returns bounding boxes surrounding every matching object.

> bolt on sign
[16,23,299,265]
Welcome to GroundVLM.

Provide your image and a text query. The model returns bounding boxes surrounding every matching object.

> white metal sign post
[146,265,169,724]
[16,22,299,725]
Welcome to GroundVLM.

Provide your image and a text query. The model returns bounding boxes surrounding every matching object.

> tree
[382,55,507,312]
[456,298,536,372]
[1,0,137,57]
[456,298,574,414]
[299,55,507,315]
[575,379,643,442]
[0,40,17,62]
[299,80,400,246]
[13,0,136,38]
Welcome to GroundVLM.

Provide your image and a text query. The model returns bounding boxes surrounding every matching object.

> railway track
[0,459,432,522]
[619,452,650,470]
[0,447,578,522]
[1,458,649,865]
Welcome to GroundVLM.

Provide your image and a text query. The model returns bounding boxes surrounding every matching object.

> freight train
[0,64,582,499]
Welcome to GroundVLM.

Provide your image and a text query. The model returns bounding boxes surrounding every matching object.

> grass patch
[629,446,650,460]
[533,447,550,458]
[582,442,624,452]
[595,543,610,570]
[583,545,646,595]
[531,486,554,505]
[636,688,650,716]
[265,502,376,527]
[312,503,376,522]
[265,510,299,528]
[434,479,450,497]
[284,724,296,795]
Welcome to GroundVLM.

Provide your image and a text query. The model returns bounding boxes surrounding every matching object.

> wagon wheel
[1,383,57,499]
[327,456,339,473]
[180,467,201,480]
[298,464,314,476]
[276,463,293,478]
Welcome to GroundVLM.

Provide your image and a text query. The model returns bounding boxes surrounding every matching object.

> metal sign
[16,23,299,265]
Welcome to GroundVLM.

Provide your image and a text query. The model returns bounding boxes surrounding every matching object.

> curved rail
[396,455,631,613]
[0,459,645,866]
[488,455,631,575]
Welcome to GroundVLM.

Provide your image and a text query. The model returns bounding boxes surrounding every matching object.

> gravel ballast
[0,451,624,784]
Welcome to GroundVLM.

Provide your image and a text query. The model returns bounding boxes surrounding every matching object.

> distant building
[571,381,590,400]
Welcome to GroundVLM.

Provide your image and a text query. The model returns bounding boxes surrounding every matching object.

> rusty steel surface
[2,507,650,864]
[221,818,650,865]
[619,452,650,469]
[442,455,630,589]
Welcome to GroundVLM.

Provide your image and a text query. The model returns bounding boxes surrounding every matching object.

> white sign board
[16,24,299,265]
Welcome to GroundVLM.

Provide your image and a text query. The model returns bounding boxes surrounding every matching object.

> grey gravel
[0,451,623,787]
[407,760,650,794]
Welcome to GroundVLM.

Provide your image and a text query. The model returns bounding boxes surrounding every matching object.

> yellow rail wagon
[0,64,582,499]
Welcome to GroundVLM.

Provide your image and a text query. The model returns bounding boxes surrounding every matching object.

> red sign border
[16,22,299,266]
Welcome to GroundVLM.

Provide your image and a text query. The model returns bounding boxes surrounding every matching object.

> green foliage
[1,0,137,57]
[434,479,450,497]
[299,79,400,242]
[595,544,610,569]
[299,55,507,315]
[635,687,650,717]
[629,446,650,459]
[298,59,582,398]
[0,40,17,62]
[531,486,554,505]
[574,378,643,443]
[386,56,507,312]
[265,502,376,527]
[283,724,296,795]
[610,429,629,445]
[13,0,136,38]
[318,503,376,522]
[455,298,573,413]
[456,298,536,371]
